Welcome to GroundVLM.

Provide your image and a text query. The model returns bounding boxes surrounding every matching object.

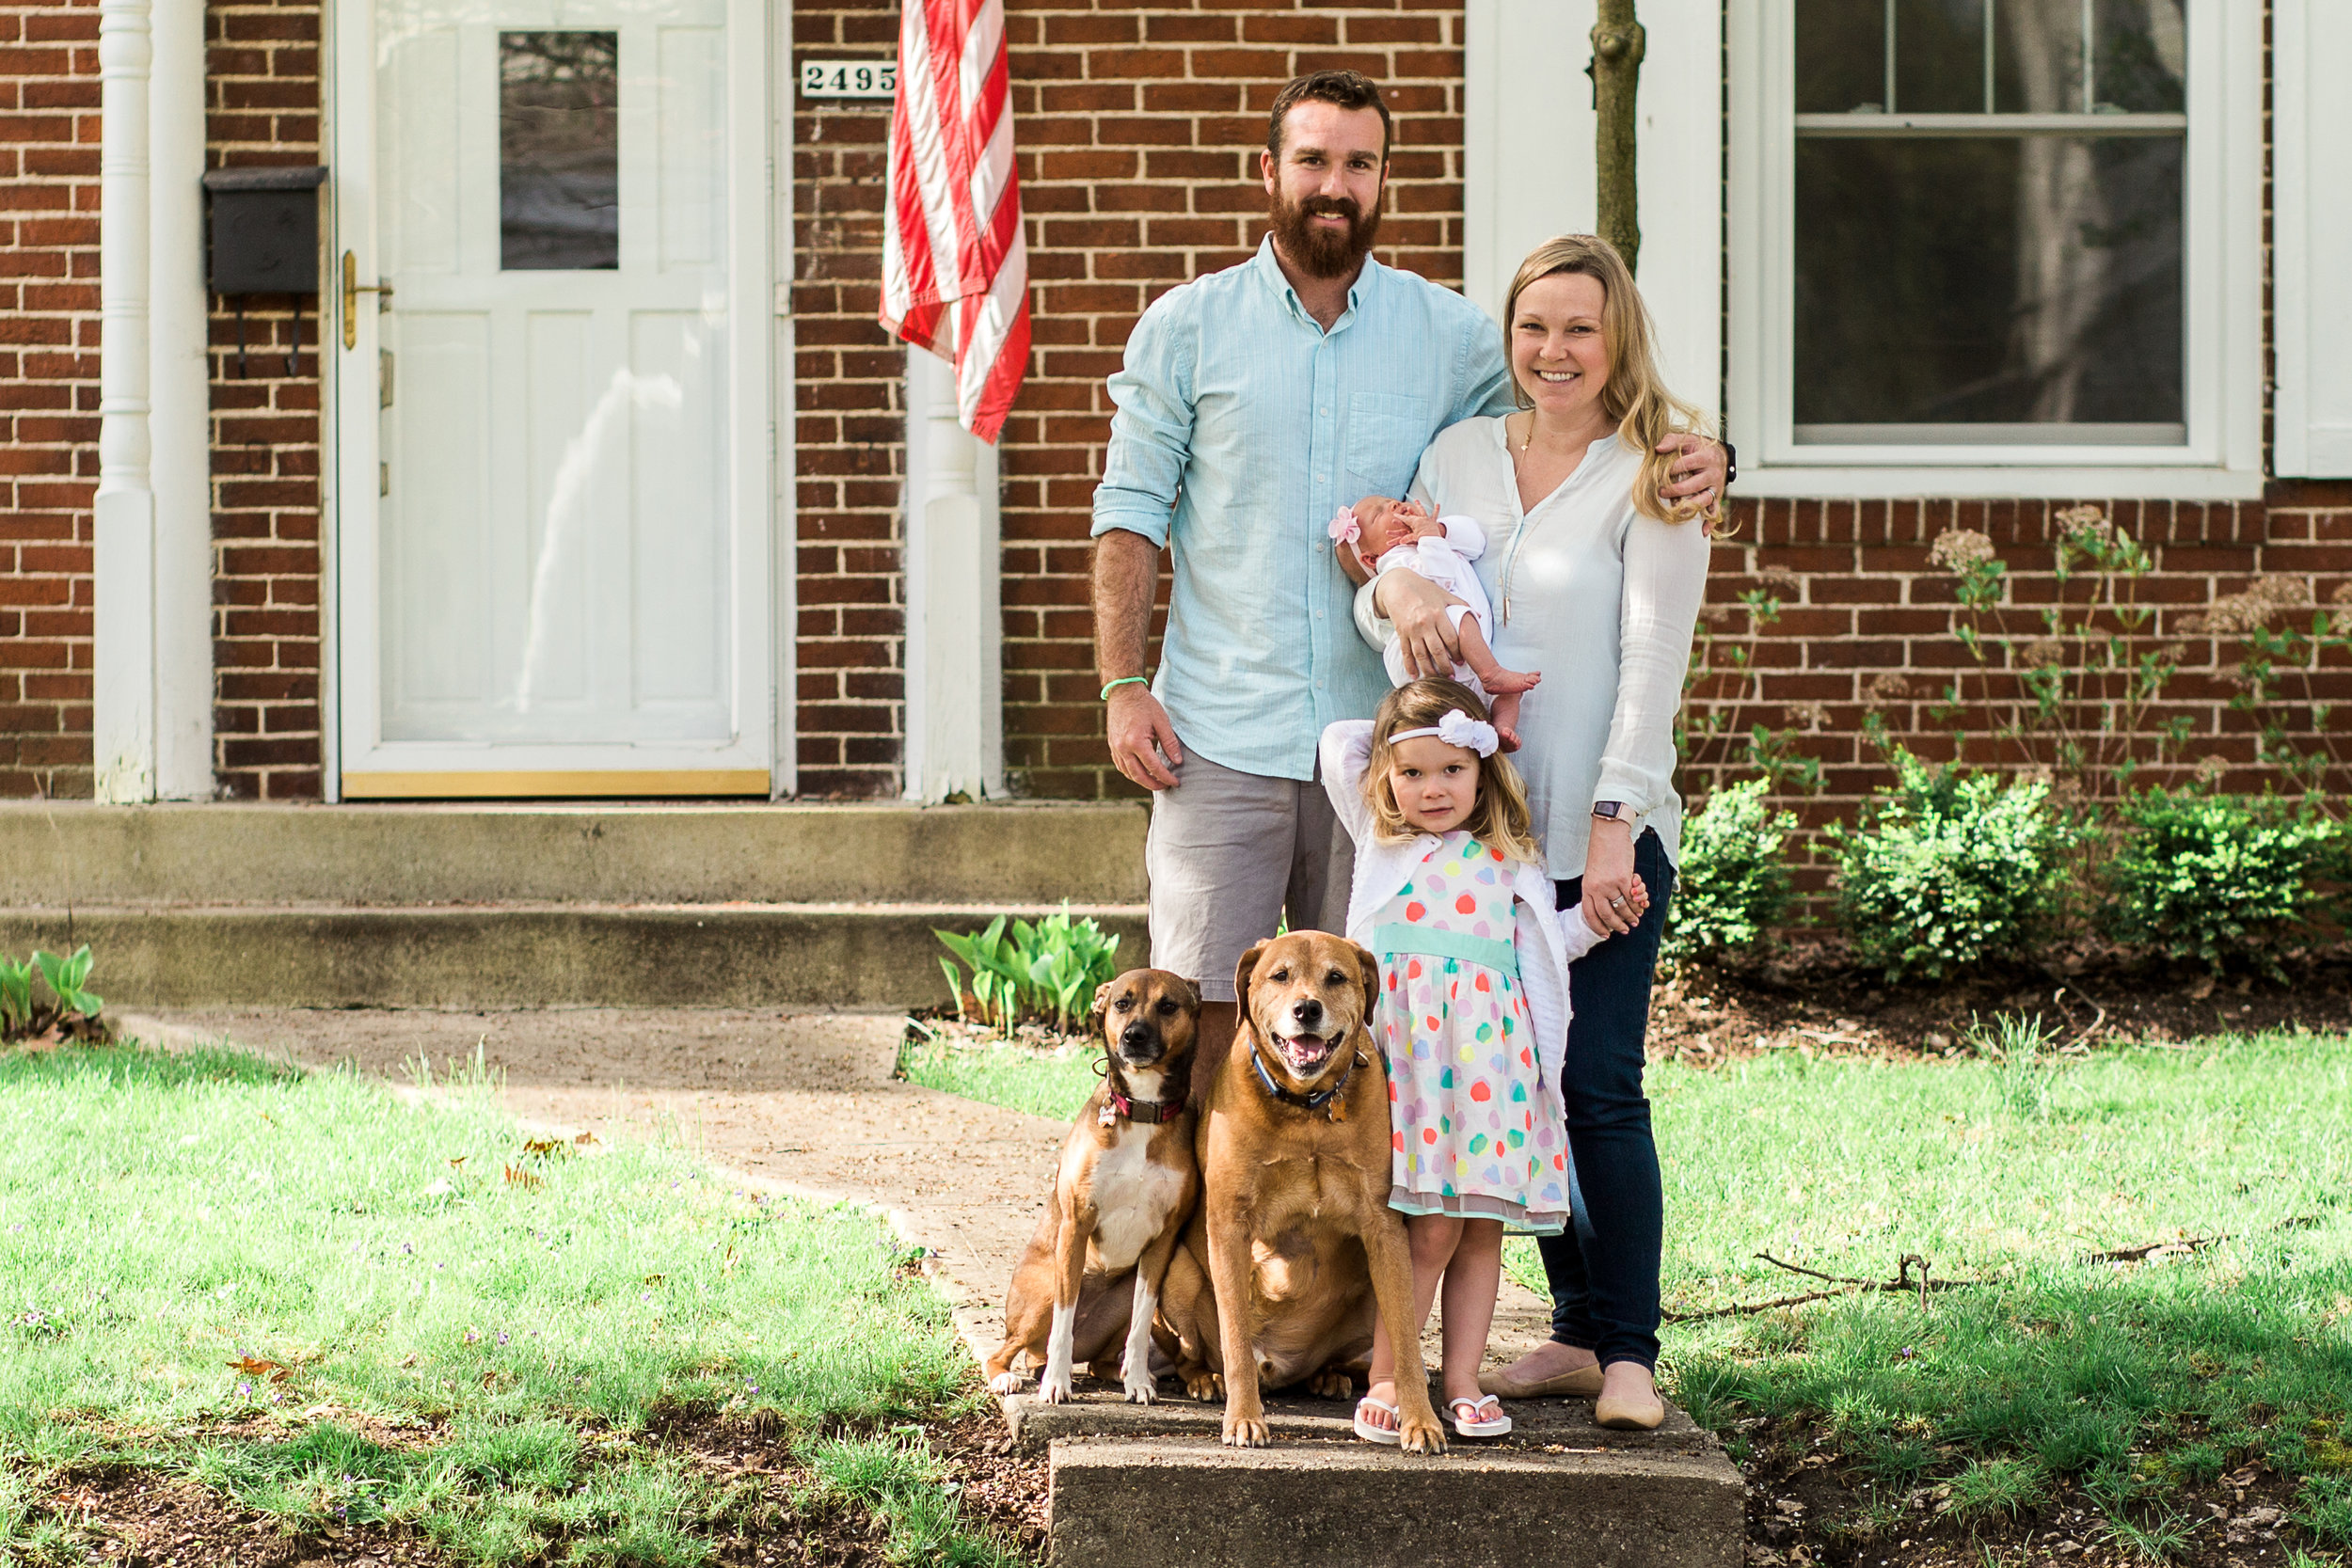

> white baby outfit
[1359,515,1497,697]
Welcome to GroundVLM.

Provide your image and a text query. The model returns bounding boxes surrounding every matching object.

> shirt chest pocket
[1343,390,1432,502]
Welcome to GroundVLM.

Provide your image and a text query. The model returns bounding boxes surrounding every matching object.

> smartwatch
[1722,440,1738,486]
[1592,800,1628,823]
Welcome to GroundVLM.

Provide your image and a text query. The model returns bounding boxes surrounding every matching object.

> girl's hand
[1581,820,1642,936]
[1375,569,1465,677]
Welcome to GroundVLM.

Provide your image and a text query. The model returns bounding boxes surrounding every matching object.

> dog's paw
[1221,1413,1272,1449]
[1122,1371,1159,1405]
[986,1370,1025,1396]
[1398,1409,1450,1455]
[1307,1367,1354,1401]
[1037,1370,1075,1404]
[1183,1370,1225,1402]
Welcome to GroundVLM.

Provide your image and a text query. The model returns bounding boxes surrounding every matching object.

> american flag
[881,0,1031,444]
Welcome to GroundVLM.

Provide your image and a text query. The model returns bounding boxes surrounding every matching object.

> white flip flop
[1449,1394,1513,1438]
[1353,1393,1404,1446]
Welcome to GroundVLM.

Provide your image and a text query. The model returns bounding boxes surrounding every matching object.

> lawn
[902,1024,2352,1558]
[0,1041,1019,1566]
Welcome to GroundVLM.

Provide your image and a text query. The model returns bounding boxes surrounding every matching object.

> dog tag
[1098,1105,1118,1128]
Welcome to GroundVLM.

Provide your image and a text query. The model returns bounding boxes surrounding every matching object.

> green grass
[0,1041,1018,1566]
[904,1024,2352,1552]
[900,1031,1100,1122]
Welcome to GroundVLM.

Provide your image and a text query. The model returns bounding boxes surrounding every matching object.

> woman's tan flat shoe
[1593,1381,1665,1431]
[1477,1361,1604,1400]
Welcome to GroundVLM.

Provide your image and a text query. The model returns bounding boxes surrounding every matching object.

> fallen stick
[2078,1213,2320,1265]
[1665,1251,1984,1323]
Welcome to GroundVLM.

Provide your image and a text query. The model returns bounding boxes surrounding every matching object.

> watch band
[1592,800,1627,821]
[1721,439,1738,486]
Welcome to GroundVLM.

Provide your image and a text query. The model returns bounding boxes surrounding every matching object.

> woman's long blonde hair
[1503,234,1719,528]
[1360,678,1543,864]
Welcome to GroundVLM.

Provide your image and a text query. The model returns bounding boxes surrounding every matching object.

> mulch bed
[1742,1419,2321,1568]
[1651,943,2352,1066]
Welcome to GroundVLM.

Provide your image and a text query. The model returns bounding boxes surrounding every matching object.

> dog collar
[1249,1043,1359,1120]
[1102,1085,1186,1126]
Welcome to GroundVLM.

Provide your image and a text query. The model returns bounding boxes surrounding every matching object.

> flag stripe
[880,0,1030,443]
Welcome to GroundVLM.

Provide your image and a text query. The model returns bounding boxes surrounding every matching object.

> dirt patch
[24,1468,433,1568]
[1651,946,2352,1067]
[1740,1422,2325,1567]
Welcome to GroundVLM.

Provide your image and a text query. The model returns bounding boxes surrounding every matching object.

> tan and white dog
[983,969,1200,1404]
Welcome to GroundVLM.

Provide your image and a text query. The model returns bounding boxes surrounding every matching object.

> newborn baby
[1332,495,1539,749]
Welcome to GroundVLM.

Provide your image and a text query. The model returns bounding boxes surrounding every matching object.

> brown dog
[984,969,1200,1404]
[1153,932,1446,1452]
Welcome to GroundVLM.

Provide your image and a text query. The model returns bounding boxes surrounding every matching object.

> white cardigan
[1319,721,1604,1098]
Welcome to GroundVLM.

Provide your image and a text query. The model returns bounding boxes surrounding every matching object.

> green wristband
[1101,675,1150,701]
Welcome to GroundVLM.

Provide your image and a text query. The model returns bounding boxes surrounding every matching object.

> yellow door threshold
[340,769,773,800]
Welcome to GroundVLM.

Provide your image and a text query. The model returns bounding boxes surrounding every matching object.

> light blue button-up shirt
[1090,237,1513,781]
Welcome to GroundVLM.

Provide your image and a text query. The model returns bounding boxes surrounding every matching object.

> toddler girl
[1330,497,1541,749]
[1319,678,1645,1442]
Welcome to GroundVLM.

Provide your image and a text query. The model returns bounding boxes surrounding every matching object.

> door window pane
[1793,135,2183,434]
[501,31,619,270]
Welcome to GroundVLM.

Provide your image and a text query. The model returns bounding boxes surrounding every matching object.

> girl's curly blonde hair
[1360,678,1544,865]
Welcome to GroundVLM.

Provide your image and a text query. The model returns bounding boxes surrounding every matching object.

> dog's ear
[1232,942,1268,1035]
[1089,979,1116,1041]
[1350,941,1380,1028]
[1170,974,1201,1016]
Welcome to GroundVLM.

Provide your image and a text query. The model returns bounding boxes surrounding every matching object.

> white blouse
[1352,415,1711,881]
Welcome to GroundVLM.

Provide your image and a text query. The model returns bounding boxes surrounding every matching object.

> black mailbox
[201,166,327,295]
[201,166,328,376]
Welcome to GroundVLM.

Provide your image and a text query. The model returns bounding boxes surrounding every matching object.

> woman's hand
[1375,569,1465,678]
[1654,434,1728,515]
[1581,818,1645,936]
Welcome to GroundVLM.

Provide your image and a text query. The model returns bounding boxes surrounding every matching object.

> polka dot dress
[1372,831,1568,1235]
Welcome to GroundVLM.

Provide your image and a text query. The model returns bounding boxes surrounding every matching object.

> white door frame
[326,0,784,800]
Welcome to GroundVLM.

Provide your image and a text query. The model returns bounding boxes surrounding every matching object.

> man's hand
[1107,685,1184,790]
[1655,434,1729,514]
[1375,569,1466,678]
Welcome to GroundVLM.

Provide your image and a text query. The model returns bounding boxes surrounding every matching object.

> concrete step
[1008,1382,1742,1568]
[0,903,1150,1010]
[0,800,1146,908]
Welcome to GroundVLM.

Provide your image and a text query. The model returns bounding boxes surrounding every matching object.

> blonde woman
[1354,234,1720,1431]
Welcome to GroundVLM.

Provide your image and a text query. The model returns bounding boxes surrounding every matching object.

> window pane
[1793,135,2183,431]
[1895,0,1986,114]
[1797,0,1885,114]
[2093,0,2185,112]
[1994,0,2086,113]
[501,31,619,271]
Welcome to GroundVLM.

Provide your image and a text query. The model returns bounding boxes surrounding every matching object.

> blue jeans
[1541,827,1674,1370]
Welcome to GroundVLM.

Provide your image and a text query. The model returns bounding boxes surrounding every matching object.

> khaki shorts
[1145,752,1356,1003]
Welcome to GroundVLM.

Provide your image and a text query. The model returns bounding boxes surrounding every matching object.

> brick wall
[0,0,98,799]
[208,0,324,800]
[1690,485,2352,898]
[790,0,1468,799]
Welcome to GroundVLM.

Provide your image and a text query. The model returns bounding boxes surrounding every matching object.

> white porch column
[900,347,1004,802]
[92,0,157,803]
[149,0,214,797]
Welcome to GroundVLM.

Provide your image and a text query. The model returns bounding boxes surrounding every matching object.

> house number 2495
[800,58,896,99]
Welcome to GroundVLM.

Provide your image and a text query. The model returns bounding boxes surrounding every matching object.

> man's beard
[1269,190,1381,279]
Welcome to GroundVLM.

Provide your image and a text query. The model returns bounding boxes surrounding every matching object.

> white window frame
[1726,0,2262,499]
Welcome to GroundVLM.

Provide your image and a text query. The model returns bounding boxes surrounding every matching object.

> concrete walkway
[122,1006,1743,1568]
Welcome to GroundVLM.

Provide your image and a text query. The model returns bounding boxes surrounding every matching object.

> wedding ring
[1609,895,1626,909]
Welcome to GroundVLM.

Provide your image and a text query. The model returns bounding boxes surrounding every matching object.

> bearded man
[1089,71,1725,1097]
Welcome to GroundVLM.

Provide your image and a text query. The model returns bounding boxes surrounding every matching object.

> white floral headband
[1387,709,1498,758]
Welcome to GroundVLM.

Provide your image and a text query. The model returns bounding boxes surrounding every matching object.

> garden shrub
[1662,779,1797,963]
[1827,752,2073,981]
[2100,788,2339,974]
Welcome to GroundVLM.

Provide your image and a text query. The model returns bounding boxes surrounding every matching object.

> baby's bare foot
[1478,665,1541,696]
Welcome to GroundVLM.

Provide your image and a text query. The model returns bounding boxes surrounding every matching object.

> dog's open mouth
[1274,1032,1333,1073]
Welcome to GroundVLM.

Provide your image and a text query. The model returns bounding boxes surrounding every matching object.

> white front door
[331,0,773,798]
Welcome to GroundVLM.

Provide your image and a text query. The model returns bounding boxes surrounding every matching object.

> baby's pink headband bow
[1327,507,1360,546]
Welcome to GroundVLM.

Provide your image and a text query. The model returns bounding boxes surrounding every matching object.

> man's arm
[1093,529,1184,791]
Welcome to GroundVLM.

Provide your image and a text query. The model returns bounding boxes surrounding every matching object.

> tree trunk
[1591,0,1646,274]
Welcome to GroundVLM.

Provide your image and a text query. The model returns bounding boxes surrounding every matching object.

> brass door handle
[341,250,392,349]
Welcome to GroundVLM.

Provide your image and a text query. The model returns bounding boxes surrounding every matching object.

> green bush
[2100,788,2339,974]
[935,906,1122,1034]
[1662,779,1798,963]
[1827,752,2074,981]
